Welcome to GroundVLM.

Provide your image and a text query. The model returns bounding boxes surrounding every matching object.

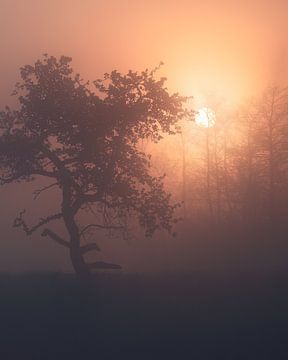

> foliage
[0,55,189,274]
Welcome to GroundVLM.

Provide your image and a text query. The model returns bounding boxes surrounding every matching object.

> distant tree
[256,87,288,224]
[0,55,189,276]
[235,87,288,225]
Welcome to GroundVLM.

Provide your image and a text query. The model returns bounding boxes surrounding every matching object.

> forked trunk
[61,181,120,276]
[61,178,91,276]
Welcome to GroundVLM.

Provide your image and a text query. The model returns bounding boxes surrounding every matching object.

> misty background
[1,0,288,274]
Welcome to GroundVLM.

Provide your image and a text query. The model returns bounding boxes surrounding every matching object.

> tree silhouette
[0,55,189,276]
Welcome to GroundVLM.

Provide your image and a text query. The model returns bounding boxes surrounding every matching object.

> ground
[0,271,287,359]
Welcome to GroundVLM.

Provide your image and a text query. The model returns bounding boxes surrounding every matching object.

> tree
[0,55,189,276]
[236,87,288,225]
[257,87,288,224]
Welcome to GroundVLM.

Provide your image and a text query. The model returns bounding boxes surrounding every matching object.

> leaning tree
[0,55,190,276]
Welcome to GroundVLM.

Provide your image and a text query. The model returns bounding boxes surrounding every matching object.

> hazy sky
[0,0,288,272]
[1,0,288,108]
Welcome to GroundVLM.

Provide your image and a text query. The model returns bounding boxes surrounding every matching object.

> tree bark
[62,176,91,276]
[69,245,91,276]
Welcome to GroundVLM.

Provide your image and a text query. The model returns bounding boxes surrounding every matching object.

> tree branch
[13,211,63,235]
[80,243,101,254]
[0,169,58,185]
[72,192,113,214]
[41,228,70,248]
[84,193,106,204]
[39,145,82,194]
[33,182,58,200]
[62,157,79,165]
[79,223,124,237]
[0,172,27,185]
[0,175,16,185]
[32,170,59,178]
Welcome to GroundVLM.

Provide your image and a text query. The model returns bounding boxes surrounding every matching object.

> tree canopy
[0,55,190,275]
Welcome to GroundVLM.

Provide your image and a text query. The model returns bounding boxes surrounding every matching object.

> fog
[1,0,288,274]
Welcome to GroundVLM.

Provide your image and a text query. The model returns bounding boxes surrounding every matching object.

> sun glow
[195,107,216,128]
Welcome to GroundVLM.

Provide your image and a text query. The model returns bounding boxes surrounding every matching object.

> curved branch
[40,145,82,194]
[0,174,19,185]
[80,223,124,237]
[13,211,63,235]
[80,243,101,254]
[0,169,58,185]
[32,170,59,178]
[33,182,58,200]
[41,228,70,248]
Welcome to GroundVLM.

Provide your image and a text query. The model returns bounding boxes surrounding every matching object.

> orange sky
[1,0,288,108]
[0,0,288,273]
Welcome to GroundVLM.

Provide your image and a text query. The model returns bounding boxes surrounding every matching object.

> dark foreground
[0,271,287,359]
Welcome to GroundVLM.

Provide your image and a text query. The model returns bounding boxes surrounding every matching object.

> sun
[195,107,216,128]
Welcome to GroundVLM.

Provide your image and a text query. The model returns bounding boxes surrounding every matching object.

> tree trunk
[62,177,90,276]
[180,132,187,219]
[70,245,91,276]
[64,214,91,276]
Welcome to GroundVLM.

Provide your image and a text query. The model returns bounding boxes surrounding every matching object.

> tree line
[158,87,288,231]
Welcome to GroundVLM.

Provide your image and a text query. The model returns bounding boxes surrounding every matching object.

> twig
[79,223,124,237]
[13,211,63,235]
[33,182,58,200]
[80,243,101,254]
[41,228,70,248]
